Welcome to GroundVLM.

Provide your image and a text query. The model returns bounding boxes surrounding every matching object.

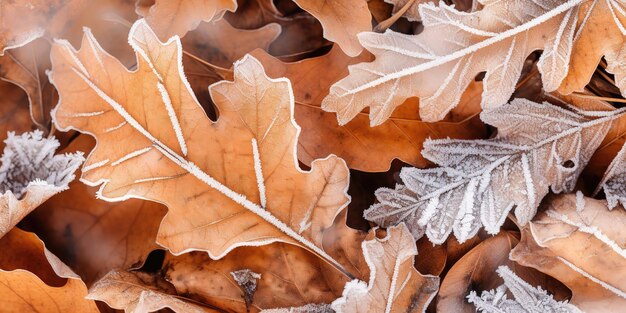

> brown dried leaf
[136,0,238,40]
[559,0,626,96]
[0,81,31,142]
[25,135,166,284]
[0,228,98,312]
[88,269,218,313]
[331,223,439,313]
[291,0,371,56]
[164,211,368,312]
[183,19,280,68]
[250,47,486,172]
[438,232,571,313]
[51,20,351,276]
[510,194,626,312]
[224,0,326,56]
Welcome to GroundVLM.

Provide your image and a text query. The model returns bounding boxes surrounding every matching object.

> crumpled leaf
[163,211,367,312]
[51,20,351,274]
[331,223,439,313]
[25,135,166,284]
[438,232,571,313]
[510,194,626,312]
[365,99,615,244]
[467,265,581,313]
[136,0,238,40]
[291,0,371,56]
[0,131,83,238]
[0,228,98,312]
[251,47,487,172]
[88,269,217,313]
[322,0,582,125]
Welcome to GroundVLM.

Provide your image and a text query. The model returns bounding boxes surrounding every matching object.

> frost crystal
[595,142,626,210]
[0,131,84,197]
[365,99,617,244]
[261,303,334,313]
[231,269,261,309]
[467,266,582,313]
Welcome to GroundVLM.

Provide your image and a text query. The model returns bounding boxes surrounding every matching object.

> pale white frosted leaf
[322,0,580,125]
[365,99,616,244]
[467,266,582,313]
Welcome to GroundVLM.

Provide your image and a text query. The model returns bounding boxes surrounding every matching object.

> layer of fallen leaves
[0,0,625,312]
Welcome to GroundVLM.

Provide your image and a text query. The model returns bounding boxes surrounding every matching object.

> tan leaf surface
[164,211,368,312]
[0,0,136,131]
[322,0,581,125]
[438,232,570,313]
[0,131,83,238]
[510,194,626,312]
[0,0,68,53]
[559,0,626,96]
[291,0,371,57]
[51,20,351,274]
[26,135,166,284]
[0,228,98,312]
[251,47,486,172]
[88,269,218,313]
[224,0,326,56]
[136,0,238,40]
[331,223,439,313]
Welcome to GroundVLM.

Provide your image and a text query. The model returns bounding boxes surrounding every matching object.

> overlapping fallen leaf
[1,0,626,312]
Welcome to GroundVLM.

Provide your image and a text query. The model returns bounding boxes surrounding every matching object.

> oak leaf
[437,232,571,313]
[0,81,32,142]
[365,99,615,244]
[510,194,626,312]
[251,47,487,172]
[51,20,351,274]
[224,0,325,56]
[136,0,238,40]
[595,142,626,209]
[290,0,371,57]
[559,0,626,96]
[0,131,83,238]
[0,228,98,312]
[163,211,367,312]
[322,0,581,125]
[331,223,439,313]
[25,135,166,284]
[88,269,217,312]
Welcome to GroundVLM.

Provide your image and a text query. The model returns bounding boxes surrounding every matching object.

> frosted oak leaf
[365,99,619,244]
[322,0,583,125]
[331,223,439,313]
[50,20,351,274]
[467,266,581,313]
[511,194,626,312]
